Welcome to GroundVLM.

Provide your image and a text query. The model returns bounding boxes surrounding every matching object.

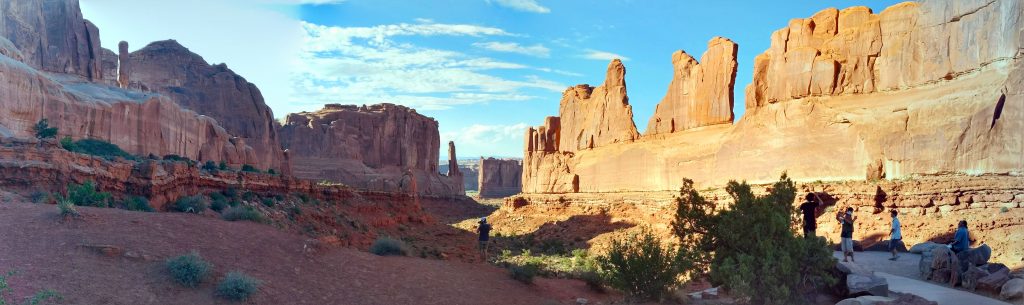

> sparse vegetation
[60,138,135,160]
[370,237,408,256]
[202,160,218,172]
[218,161,229,171]
[32,119,58,139]
[221,206,265,223]
[1001,206,1010,213]
[166,252,211,288]
[508,261,541,284]
[215,272,260,302]
[162,154,194,166]
[266,168,276,175]
[29,191,50,204]
[1,270,62,305]
[172,195,208,214]
[260,198,275,207]
[121,196,154,212]
[599,228,679,301]
[65,180,111,207]
[240,164,259,173]
[56,198,79,218]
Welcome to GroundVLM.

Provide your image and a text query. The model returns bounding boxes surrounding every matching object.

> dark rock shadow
[419,196,497,224]
[497,212,635,255]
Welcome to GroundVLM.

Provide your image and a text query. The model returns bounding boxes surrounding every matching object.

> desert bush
[240,164,259,173]
[673,174,836,305]
[202,160,218,172]
[218,161,229,171]
[241,191,256,201]
[162,154,193,165]
[599,228,679,301]
[172,195,208,213]
[56,198,79,218]
[61,138,134,160]
[32,119,58,139]
[65,180,111,207]
[210,199,228,212]
[370,237,408,256]
[122,196,154,212]
[166,251,211,288]
[266,168,276,175]
[1,271,62,305]
[508,262,541,284]
[221,207,265,223]
[260,198,275,207]
[215,272,260,301]
[29,191,50,204]
[1001,206,1010,213]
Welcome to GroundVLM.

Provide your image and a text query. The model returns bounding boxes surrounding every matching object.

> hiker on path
[888,209,903,260]
[950,220,970,254]
[477,217,492,258]
[837,207,857,262]
[799,192,824,238]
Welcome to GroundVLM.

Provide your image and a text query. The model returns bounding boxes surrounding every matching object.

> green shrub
[240,164,259,173]
[370,237,407,256]
[65,180,111,207]
[210,199,228,212]
[221,207,265,223]
[672,174,836,305]
[166,252,211,288]
[242,191,256,201]
[123,196,154,212]
[172,195,208,213]
[260,198,275,207]
[32,119,58,139]
[202,160,218,172]
[266,168,276,175]
[215,272,260,302]
[223,188,238,199]
[599,228,679,301]
[508,262,541,284]
[62,138,134,160]
[1001,206,1010,213]
[29,191,50,204]
[1,271,62,305]
[218,161,229,171]
[56,198,79,218]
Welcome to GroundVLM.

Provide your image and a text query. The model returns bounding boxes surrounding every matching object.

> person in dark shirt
[477,217,493,258]
[799,192,823,238]
[950,220,970,253]
[837,207,857,262]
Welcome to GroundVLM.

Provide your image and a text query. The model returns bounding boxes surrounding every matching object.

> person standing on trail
[837,207,857,262]
[888,209,903,260]
[477,217,493,258]
[799,192,823,238]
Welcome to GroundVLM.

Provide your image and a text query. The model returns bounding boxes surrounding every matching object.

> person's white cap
[480,217,487,223]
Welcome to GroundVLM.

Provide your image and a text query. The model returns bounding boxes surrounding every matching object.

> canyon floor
[0,198,615,305]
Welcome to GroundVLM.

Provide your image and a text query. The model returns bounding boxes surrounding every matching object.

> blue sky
[81,0,904,159]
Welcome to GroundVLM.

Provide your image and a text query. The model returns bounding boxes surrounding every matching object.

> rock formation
[125,40,286,172]
[558,59,640,152]
[523,0,1023,193]
[0,0,270,169]
[440,160,479,192]
[117,41,129,88]
[478,158,522,198]
[0,0,103,80]
[278,104,464,196]
[646,37,738,135]
[447,141,461,177]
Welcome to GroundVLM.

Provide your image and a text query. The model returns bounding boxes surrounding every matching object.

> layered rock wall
[278,104,464,196]
[478,158,522,198]
[126,40,286,172]
[558,60,640,152]
[0,0,103,80]
[523,0,1023,193]
[646,37,738,135]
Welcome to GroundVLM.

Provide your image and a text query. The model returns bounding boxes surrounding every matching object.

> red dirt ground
[0,200,613,305]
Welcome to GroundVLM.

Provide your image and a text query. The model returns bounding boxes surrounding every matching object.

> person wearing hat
[477,217,493,258]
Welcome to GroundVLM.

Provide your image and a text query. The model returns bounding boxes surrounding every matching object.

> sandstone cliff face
[647,37,738,135]
[523,0,1022,193]
[0,0,106,80]
[278,104,464,196]
[0,0,269,169]
[559,60,640,152]
[478,158,522,198]
[126,40,286,172]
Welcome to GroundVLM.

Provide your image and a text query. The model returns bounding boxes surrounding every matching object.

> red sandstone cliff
[278,104,464,197]
[125,40,287,172]
[0,0,282,169]
[523,0,1023,193]
[477,158,522,198]
[558,60,640,152]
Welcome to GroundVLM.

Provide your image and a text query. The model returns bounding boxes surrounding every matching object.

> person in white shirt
[888,209,903,260]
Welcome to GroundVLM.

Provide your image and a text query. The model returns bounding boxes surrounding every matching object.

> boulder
[977,266,1011,293]
[1001,278,1024,300]
[965,244,992,266]
[847,274,889,297]
[908,242,944,254]
[961,265,990,291]
[836,296,894,305]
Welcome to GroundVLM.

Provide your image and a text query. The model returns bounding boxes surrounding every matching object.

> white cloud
[487,0,550,14]
[582,49,629,61]
[294,20,564,111]
[473,41,550,57]
[441,123,530,158]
